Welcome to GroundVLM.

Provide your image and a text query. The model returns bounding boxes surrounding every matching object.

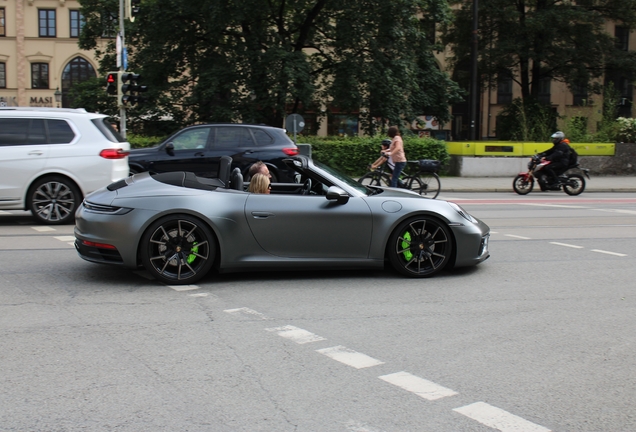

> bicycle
[358,159,441,199]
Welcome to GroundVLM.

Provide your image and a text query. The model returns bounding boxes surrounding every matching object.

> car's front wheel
[388,216,453,277]
[28,176,81,225]
[140,215,216,285]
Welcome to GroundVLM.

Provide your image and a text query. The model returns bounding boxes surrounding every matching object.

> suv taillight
[100,148,130,159]
[282,147,299,156]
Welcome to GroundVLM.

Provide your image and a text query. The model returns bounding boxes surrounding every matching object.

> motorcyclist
[539,131,571,189]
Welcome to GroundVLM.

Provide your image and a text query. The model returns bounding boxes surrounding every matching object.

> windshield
[312,160,370,194]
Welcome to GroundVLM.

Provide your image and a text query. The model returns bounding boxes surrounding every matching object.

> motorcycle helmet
[551,131,565,144]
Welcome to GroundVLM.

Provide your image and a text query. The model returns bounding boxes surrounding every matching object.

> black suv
[128,124,299,182]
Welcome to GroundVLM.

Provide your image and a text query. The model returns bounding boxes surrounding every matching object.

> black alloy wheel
[388,216,453,277]
[28,176,81,225]
[140,215,216,284]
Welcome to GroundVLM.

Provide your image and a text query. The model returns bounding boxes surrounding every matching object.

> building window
[0,63,5,88]
[31,63,49,89]
[1,8,6,37]
[537,77,551,105]
[61,57,96,108]
[572,84,588,106]
[102,12,117,38]
[70,10,85,38]
[39,9,56,37]
[615,26,629,51]
[327,114,359,136]
[497,75,513,105]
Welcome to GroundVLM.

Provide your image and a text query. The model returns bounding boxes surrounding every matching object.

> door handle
[195,152,205,157]
[251,211,274,219]
[28,150,44,156]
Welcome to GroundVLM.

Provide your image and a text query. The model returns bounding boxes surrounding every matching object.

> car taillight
[82,240,117,250]
[282,147,299,156]
[100,148,130,159]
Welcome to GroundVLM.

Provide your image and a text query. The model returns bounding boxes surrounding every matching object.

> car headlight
[448,201,477,224]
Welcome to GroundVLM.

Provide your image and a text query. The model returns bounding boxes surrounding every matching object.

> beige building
[0,0,103,109]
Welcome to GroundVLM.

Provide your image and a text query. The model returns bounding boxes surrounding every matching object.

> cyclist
[383,126,407,187]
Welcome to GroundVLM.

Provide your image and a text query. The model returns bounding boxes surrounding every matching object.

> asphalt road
[0,193,635,432]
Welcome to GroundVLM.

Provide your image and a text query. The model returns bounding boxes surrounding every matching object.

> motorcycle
[513,154,590,196]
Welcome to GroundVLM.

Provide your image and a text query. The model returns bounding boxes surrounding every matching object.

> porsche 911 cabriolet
[75,155,489,285]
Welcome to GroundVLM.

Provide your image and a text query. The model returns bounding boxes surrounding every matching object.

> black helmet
[381,139,391,147]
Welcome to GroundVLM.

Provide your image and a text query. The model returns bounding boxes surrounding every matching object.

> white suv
[0,108,130,224]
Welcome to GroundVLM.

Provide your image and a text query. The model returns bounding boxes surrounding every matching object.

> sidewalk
[440,176,636,193]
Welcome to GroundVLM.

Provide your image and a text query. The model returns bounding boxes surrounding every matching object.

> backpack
[568,147,579,167]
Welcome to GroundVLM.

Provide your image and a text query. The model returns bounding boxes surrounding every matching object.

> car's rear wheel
[140,215,216,285]
[28,176,81,225]
[388,216,452,277]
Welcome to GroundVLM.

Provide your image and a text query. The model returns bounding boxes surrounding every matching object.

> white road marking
[345,420,385,432]
[167,285,200,291]
[505,234,532,240]
[517,203,587,209]
[379,371,458,401]
[266,325,326,344]
[592,208,636,215]
[316,346,384,369]
[453,402,551,432]
[591,249,627,257]
[224,307,270,320]
[54,236,75,242]
[32,226,56,232]
[549,242,584,249]
[189,293,210,297]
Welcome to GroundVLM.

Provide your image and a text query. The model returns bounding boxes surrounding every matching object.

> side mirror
[326,186,349,204]
[165,142,175,155]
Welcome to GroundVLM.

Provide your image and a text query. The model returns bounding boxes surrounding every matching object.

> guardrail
[446,141,615,157]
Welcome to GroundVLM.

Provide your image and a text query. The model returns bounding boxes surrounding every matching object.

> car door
[147,127,214,177]
[0,118,49,205]
[244,194,373,258]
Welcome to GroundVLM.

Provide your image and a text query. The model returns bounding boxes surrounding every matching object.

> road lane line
[505,234,532,240]
[32,226,56,232]
[517,203,587,209]
[379,371,458,401]
[590,249,627,257]
[591,208,636,215]
[316,346,384,369]
[54,236,75,242]
[453,402,551,432]
[549,242,584,249]
[266,325,326,344]
[224,307,270,320]
[167,285,201,291]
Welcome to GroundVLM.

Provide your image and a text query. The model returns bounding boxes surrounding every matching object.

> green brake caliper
[187,242,198,264]
[401,232,413,261]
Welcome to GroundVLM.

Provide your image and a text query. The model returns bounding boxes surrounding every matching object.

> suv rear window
[0,118,75,145]
[91,118,126,143]
[252,128,273,146]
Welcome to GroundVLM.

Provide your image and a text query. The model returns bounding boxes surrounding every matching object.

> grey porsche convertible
[75,155,489,285]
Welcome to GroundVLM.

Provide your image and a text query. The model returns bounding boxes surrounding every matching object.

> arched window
[61,57,96,108]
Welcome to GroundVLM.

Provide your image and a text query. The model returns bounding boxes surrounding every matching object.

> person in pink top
[382,126,406,187]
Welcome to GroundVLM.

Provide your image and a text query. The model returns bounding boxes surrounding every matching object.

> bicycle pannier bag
[418,159,441,173]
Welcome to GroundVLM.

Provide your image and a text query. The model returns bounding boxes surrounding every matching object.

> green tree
[78,0,463,133]
[443,0,636,101]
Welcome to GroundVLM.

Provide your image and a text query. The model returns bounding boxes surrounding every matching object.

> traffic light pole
[118,0,127,138]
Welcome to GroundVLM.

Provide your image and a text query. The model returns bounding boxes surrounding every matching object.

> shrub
[127,134,163,148]
[616,117,636,143]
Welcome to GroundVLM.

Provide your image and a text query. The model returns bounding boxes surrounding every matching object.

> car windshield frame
[311,160,369,195]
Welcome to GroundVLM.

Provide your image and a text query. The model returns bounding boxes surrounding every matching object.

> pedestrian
[383,126,406,188]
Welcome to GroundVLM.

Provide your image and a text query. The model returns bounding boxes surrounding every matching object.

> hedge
[127,134,450,177]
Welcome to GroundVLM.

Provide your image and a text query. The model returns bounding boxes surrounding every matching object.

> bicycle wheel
[358,172,391,187]
[403,175,423,193]
[418,173,441,198]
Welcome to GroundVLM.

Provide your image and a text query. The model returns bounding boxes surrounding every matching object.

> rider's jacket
[542,139,571,166]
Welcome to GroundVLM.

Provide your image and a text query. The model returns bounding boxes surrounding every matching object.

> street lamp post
[54,87,62,108]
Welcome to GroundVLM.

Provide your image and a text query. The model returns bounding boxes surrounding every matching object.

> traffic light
[126,0,141,21]
[105,72,118,95]
[119,73,148,107]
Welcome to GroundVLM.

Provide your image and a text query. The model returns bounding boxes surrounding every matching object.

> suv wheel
[28,176,81,225]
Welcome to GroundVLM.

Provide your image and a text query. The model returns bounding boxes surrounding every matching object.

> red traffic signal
[105,73,118,95]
